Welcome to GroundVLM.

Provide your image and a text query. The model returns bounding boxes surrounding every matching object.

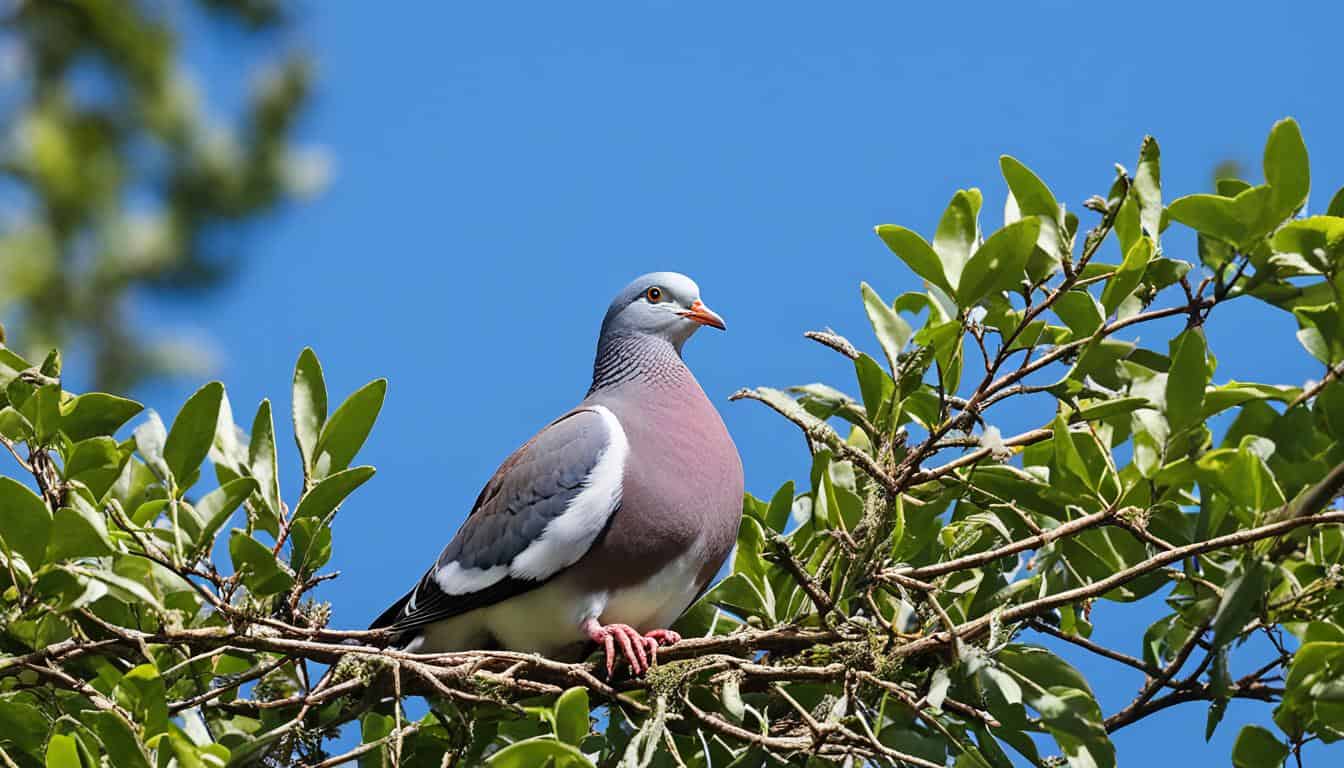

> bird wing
[370,405,627,634]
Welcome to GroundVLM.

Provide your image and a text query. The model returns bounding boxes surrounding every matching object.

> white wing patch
[511,405,627,581]
[430,405,628,596]
[430,563,509,597]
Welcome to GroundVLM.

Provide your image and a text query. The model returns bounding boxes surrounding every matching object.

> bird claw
[584,622,683,676]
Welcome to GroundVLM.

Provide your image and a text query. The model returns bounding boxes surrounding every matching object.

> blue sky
[136,1,1344,762]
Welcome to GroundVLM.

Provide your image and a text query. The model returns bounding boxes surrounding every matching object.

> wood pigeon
[370,272,743,675]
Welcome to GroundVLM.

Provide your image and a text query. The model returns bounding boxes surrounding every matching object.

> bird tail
[367,589,413,636]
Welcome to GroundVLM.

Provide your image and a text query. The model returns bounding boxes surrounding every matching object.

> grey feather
[369,408,617,633]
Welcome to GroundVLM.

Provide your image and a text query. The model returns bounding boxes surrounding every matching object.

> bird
[369,272,743,675]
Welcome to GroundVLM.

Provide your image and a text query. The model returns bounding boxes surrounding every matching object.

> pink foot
[582,621,683,676]
[644,629,682,647]
[584,620,655,676]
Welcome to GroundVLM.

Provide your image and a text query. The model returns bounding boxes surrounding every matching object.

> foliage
[0,0,321,391]
[2,119,1344,767]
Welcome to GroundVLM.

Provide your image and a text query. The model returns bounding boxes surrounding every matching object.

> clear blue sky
[142,1,1343,762]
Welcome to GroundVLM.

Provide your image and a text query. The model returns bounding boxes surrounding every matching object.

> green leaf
[1165,329,1209,433]
[956,218,1039,307]
[1134,136,1163,239]
[1264,117,1309,221]
[854,354,895,421]
[114,664,168,738]
[875,224,953,295]
[1000,156,1058,221]
[486,737,595,767]
[1052,290,1103,339]
[21,383,61,445]
[1329,186,1344,217]
[292,347,327,478]
[0,406,33,441]
[860,282,912,372]
[934,189,982,289]
[0,699,49,753]
[1211,558,1267,647]
[229,530,293,596]
[89,711,152,768]
[47,504,113,561]
[293,466,375,521]
[314,379,386,479]
[289,517,333,574]
[765,480,795,533]
[1273,216,1344,272]
[45,733,80,768]
[1231,725,1289,768]
[193,477,260,556]
[249,399,281,535]
[1052,414,1092,491]
[1295,304,1344,364]
[553,687,591,746]
[1100,236,1153,316]
[0,476,53,566]
[163,382,224,487]
[60,393,143,442]
[1167,186,1275,250]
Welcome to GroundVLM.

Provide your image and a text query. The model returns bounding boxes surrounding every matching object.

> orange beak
[679,299,726,330]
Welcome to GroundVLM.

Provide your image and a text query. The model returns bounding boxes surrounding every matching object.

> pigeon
[370,272,743,675]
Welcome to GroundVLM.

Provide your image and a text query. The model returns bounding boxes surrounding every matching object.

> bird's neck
[588,332,690,395]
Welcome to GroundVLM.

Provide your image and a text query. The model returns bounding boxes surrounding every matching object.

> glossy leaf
[314,379,386,479]
[1100,237,1152,316]
[860,282,912,372]
[292,347,327,477]
[293,465,375,521]
[163,382,224,487]
[60,393,143,442]
[1165,329,1209,433]
[1263,117,1309,221]
[876,224,953,295]
[0,476,53,566]
[956,218,1039,307]
[249,399,282,534]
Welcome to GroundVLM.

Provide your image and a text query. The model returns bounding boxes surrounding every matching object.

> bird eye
[645,286,663,303]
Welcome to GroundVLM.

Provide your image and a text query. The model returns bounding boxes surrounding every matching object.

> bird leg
[582,619,663,676]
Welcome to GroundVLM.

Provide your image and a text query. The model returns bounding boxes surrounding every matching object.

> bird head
[599,272,725,350]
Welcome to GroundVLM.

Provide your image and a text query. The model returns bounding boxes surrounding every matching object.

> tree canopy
[3,118,1344,767]
[0,0,319,391]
